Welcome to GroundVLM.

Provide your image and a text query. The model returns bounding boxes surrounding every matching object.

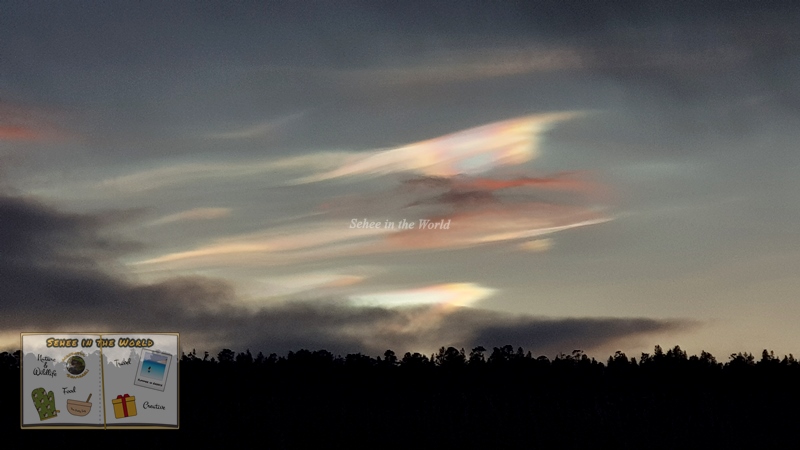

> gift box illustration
[31,387,60,421]
[112,394,137,419]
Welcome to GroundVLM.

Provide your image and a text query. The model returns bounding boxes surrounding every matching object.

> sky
[2,1,799,359]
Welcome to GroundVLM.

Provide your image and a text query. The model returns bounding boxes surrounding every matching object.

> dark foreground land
[4,345,799,448]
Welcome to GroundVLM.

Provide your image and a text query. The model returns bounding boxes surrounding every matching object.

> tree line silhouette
[4,345,799,448]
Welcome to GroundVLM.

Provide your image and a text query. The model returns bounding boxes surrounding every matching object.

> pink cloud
[0,125,38,141]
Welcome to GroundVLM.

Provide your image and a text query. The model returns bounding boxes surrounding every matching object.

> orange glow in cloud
[0,125,38,141]
[0,100,69,142]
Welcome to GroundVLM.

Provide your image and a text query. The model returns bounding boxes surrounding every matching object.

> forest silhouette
[5,344,799,448]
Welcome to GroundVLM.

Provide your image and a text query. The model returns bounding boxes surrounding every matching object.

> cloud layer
[0,193,684,356]
[130,115,611,275]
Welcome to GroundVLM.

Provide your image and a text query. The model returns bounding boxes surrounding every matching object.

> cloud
[0,195,141,268]
[406,190,498,208]
[402,173,607,209]
[466,314,697,357]
[131,204,610,271]
[401,176,454,189]
[206,112,304,140]
[255,40,747,92]
[350,283,495,308]
[294,113,581,183]
[325,47,586,86]
[95,151,353,192]
[238,271,369,302]
[132,221,393,270]
[378,205,610,251]
[0,192,237,339]
[0,192,688,358]
[150,207,232,225]
[231,302,695,357]
[454,173,607,198]
[518,238,553,252]
[0,125,38,141]
[129,115,612,271]
[0,100,72,143]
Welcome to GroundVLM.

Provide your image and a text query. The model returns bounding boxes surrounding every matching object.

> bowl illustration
[66,394,92,416]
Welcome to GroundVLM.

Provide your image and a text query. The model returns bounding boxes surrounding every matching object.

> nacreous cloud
[132,113,611,275]
[0,192,691,357]
[295,113,581,183]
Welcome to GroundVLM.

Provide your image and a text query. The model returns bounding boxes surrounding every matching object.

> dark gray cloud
[0,196,141,263]
[469,314,694,357]
[233,302,692,358]
[0,194,143,314]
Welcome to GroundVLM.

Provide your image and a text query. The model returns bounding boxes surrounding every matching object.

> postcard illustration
[134,349,172,392]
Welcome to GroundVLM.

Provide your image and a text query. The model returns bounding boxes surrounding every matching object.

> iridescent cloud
[295,113,581,183]
[378,205,610,251]
[350,283,495,308]
[132,113,612,294]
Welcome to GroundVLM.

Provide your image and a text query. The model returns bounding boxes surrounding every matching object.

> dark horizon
[6,342,800,447]
[4,342,797,368]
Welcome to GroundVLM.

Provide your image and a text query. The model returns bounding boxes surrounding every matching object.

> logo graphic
[63,352,89,379]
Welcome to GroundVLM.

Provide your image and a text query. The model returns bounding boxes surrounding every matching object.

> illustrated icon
[65,354,88,377]
[112,393,137,419]
[31,387,59,421]
[66,394,93,416]
[134,349,172,391]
